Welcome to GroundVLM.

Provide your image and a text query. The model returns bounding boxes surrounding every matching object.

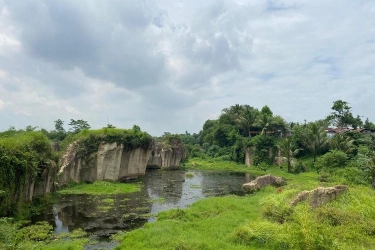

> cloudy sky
[0,0,374,135]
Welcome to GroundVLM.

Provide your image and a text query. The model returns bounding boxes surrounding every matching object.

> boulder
[290,185,348,209]
[242,174,285,193]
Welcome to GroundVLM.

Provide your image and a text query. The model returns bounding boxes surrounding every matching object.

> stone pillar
[245,147,254,167]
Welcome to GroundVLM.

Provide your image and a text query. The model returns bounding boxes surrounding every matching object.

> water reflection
[32,170,251,237]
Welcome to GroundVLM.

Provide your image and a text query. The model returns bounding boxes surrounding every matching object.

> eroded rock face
[242,174,285,193]
[58,142,152,186]
[290,185,348,209]
[23,160,58,201]
[147,142,184,170]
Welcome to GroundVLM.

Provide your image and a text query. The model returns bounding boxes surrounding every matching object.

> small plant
[185,172,195,178]
[70,228,87,238]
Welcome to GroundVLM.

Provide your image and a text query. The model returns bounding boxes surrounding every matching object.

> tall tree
[260,105,273,116]
[54,119,65,133]
[68,119,91,133]
[328,100,359,129]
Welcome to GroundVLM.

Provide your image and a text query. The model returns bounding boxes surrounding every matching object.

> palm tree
[277,137,300,173]
[256,113,273,135]
[300,123,329,162]
[329,134,355,154]
[237,106,259,137]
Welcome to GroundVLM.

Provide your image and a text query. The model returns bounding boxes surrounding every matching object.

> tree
[54,119,65,133]
[256,113,273,135]
[328,100,360,129]
[49,119,67,141]
[237,106,259,137]
[329,134,355,154]
[260,105,273,116]
[364,118,375,130]
[68,119,91,133]
[277,137,300,173]
[300,122,329,162]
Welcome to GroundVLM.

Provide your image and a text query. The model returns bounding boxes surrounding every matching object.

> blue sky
[0,0,374,135]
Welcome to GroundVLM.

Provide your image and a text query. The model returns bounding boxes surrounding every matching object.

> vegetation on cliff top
[0,131,54,217]
[60,125,153,159]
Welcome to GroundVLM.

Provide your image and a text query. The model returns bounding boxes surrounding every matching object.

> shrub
[0,132,54,216]
[332,167,369,185]
[232,221,290,249]
[292,161,307,174]
[315,150,348,173]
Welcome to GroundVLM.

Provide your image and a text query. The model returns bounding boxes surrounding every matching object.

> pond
[32,170,253,249]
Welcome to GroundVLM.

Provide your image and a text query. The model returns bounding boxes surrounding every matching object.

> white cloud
[0,0,374,134]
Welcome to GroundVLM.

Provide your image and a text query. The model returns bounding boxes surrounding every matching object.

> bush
[216,155,231,161]
[315,150,348,173]
[232,221,290,249]
[0,132,54,216]
[332,167,369,185]
[292,161,307,174]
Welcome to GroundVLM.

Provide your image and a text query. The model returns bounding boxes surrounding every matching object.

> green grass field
[114,159,375,250]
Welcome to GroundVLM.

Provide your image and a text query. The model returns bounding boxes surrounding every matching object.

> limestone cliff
[22,160,58,201]
[147,142,184,169]
[58,141,152,186]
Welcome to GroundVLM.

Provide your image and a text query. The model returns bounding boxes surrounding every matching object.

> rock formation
[242,174,285,193]
[147,142,184,170]
[58,141,152,186]
[290,185,348,209]
[23,160,58,201]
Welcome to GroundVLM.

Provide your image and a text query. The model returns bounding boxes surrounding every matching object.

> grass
[57,181,140,195]
[114,158,375,250]
[185,171,195,178]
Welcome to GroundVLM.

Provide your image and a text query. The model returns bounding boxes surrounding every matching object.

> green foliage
[329,133,356,154]
[315,150,348,173]
[247,135,276,165]
[57,181,140,195]
[277,137,300,173]
[331,167,369,185]
[0,131,53,216]
[233,186,375,250]
[327,100,362,129]
[0,218,88,250]
[261,197,294,224]
[115,160,375,250]
[364,118,375,130]
[300,122,329,162]
[61,126,153,162]
[158,132,183,149]
[68,119,91,134]
[232,221,289,249]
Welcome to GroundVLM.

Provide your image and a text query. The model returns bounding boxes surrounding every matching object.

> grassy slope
[115,158,375,250]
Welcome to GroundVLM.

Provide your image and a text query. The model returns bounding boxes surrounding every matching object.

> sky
[0,0,374,136]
